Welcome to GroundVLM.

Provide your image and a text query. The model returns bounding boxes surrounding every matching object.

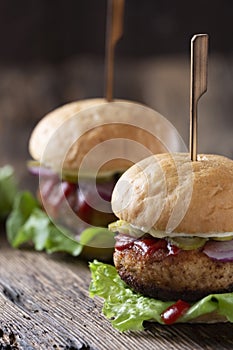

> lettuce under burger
[89,260,233,332]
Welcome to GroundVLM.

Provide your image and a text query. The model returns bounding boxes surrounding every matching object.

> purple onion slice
[203,239,233,262]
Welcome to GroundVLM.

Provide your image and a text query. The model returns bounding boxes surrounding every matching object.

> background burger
[90,152,233,331]
[28,99,184,259]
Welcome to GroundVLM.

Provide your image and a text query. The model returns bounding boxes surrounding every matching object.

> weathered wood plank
[1,229,233,350]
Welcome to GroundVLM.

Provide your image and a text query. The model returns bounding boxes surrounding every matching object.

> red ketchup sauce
[115,234,180,259]
[161,299,190,325]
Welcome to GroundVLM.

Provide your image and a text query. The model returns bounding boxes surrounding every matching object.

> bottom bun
[188,312,227,323]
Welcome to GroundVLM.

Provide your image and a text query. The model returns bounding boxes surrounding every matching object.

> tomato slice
[161,299,190,325]
[61,181,77,198]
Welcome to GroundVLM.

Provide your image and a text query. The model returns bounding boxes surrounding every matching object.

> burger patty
[114,234,233,302]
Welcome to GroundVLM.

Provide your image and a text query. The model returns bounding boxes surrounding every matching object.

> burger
[28,99,184,259]
[89,152,233,331]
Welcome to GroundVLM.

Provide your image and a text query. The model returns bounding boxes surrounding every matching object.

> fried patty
[114,236,233,302]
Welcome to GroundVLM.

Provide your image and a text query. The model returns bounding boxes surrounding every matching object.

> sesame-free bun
[29,98,107,169]
[111,152,233,234]
[29,99,185,175]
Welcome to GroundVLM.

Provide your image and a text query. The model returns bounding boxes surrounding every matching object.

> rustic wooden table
[1,225,233,350]
[0,55,233,349]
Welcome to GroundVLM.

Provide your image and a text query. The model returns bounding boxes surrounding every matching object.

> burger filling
[109,220,233,262]
[29,164,119,235]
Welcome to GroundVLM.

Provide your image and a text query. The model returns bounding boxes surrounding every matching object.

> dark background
[0,0,232,63]
[0,0,233,187]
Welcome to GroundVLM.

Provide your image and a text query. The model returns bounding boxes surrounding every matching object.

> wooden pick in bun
[108,152,233,324]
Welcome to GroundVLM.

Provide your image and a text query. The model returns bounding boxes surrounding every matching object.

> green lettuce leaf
[6,191,82,256]
[80,227,115,248]
[180,293,233,323]
[108,220,144,237]
[0,165,18,218]
[89,260,173,331]
[89,260,233,332]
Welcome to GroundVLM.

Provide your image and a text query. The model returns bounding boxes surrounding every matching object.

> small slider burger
[28,98,118,232]
[28,99,182,239]
[90,152,233,331]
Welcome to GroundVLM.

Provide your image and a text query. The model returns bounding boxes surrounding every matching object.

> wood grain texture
[0,227,233,350]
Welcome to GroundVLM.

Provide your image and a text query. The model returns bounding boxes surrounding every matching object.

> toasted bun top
[111,153,233,234]
[29,99,185,175]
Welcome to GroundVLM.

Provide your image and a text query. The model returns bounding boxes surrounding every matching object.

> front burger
[89,152,233,330]
[28,99,181,239]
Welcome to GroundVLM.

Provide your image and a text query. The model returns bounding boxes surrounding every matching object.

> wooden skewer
[105,0,125,101]
[189,34,208,161]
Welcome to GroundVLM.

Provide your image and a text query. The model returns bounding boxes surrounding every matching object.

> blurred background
[0,0,233,188]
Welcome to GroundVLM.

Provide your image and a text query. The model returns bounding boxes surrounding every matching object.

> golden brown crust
[114,240,233,302]
[111,153,233,233]
[29,99,170,174]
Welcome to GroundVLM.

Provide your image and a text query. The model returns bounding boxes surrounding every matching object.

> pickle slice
[212,236,233,241]
[168,236,207,250]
